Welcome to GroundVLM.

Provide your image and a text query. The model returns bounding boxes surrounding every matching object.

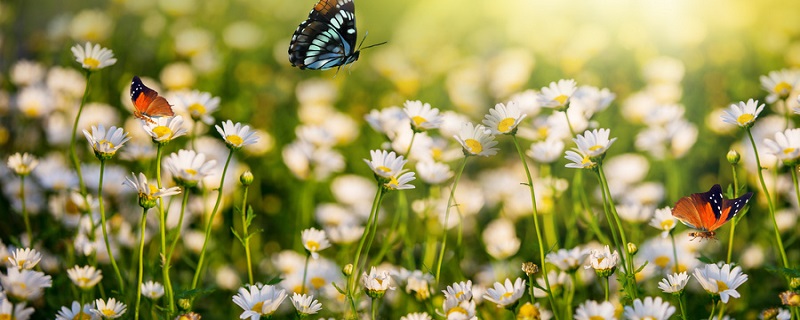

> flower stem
[371,298,378,320]
[746,129,789,268]
[677,295,688,320]
[603,276,610,301]
[98,159,125,293]
[192,149,234,289]
[597,165,637,299]
[670,232,679,273]
[348,182,385,316]
[435,156,468,284]
[167,191,190,272]
[154,145,175,315]
[241,183,254,285]
[511,135,558,319]
[70,70,92,196]
[301,253,311,294]
[135,208,147,320]
[726,164,740,264]
[20,176,32,245]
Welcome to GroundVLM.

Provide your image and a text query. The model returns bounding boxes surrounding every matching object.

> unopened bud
[727,150,740,165]
[240,171,254,186]
[178,298,191,310]
[627,242,638,255]
[760,308,779,320]
[522,262,539,276]
[780,291,800,307]
[790,277,800,291]
[343,264,354,277]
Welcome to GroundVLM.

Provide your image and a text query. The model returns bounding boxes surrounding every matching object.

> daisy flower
[442,280,473,302]
[142,115,188,143]
[649,207,677,238]
[721,99,765,128]
[70,42,117,70]
[759,307,791,320]
[67,265,103,289]
[573,128,617,158]
[538,79,577,110]
[585,246,620,277]
[7,153,38,176]
[416,161,453,185]
[624,296,675,320]
[363,149,408,179]
[546,246,589,273]
[301,228,331,259]
[454,122,499,157]
[482,101,527,135]
[527,138,564,164]
[760,69,800,103]
[8,248,42,270]
[404,100,443,131]
[232,284,288,320]
[141,281,165,299]
[564,149,596,170]
[385,171,416,191]
[290,293,322,316]
[215,120,259,150]
[178,90,220,124]
[763,128,800,165]
[440,296,477,320]
[533,271,571,298]
[10,60,45,86]
[483,278,526,309]
[401,312,433,320]
[0,299,34,320]
[780,291,800,306]
[123,172,181,209]
[362,267,395,299]
[693,263,748,303]
[83,124,131,159]
[164,149,217,187]
[0,267,52,301]
[517,302,553,320]
[574,300,616,320]
[56,301,98,320]
[91,298,126,319]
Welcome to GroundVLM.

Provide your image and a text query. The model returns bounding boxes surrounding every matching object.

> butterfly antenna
[357,31,388,51]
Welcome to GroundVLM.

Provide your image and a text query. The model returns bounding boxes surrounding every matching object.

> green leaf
[266,276,284,285]
[697,255,714,264]
[175,287,216,300]
[331,281,346,294]
[635,260,649,274]
[766,266,800,278]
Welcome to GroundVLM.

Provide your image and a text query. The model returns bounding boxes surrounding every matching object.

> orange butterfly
[671,184,752,240]
[130,76,174,123]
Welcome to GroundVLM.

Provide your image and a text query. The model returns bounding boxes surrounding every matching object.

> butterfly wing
[709,191,753,231]
[289,0,359,70]
[130,76,174,119]
[672,184,725,231]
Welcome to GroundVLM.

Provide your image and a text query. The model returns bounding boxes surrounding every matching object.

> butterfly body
[671,184,752,241]
[130,76,174,123]
[289,0,364,70]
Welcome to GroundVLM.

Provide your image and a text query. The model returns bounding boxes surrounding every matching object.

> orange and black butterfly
[130,76,174,123]
[671,184,752,240]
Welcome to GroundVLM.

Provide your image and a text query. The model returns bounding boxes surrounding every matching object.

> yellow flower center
[83,57,101,69]
[538,127,549,138]
[251,301,264,313]
[16,259,26,267]
[78,276,90,286]
[14,281,27,290]
[102,308,116,316]
[581,156,592,165]
[589,145,604,152]
[73,311,93,320]
[518,303,541,318]
[554,94,569,105]
[152,125,172,139]
[387,176,400,189]
[412,115,427,127]
[642,317,656,320]
[501,291,514,299]
[660,220,674,229]
[148,184,159,196]
[784,148,796,155]
[226,135,244,146]
[0,314,11,320]
[498,118,515,133]
[184,168,198,176]
[431,148,443,161]
[376,278,384,285]
[455,291,464,299]
[774,81,792,95]
[465,138,483,154]
[377,166,391,173]
[674,264,688,273]
[737,113,754,125]
[716,280,729,291]
[311,277,326,289]
[306,240,320,251]
[589,316,605,320]
[98,139,115,150]
[446,306,467,317]
[655,256,671,268]
[188,103,207,116]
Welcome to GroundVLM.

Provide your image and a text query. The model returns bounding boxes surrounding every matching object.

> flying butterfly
[671,184,753,240]
[129,76,174,123]
[288,0,385,70]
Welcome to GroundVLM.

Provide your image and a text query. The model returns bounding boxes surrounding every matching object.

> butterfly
[129,76,174,123]
[288,0,385,70]
[671,184,753,240]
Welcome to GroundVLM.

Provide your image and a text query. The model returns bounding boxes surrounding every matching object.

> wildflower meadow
[3,0,800,319]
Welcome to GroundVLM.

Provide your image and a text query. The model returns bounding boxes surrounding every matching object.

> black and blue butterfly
[288,0,384,70]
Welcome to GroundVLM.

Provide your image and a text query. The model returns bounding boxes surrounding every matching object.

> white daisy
[83,124,131,159]
[527,138,564,164]
[141,281,165,299]
[574,300,616,320]
[658,272,691,295]
[416,161,453,185]
[516,302,553,320]
[763,128,800,165]
[570,85,615,117]
[404,100,444,131]
[290,293,322,316]
[454,122,499,157]
[6,153,39,176]
[178,90,220,124]
[573,128,617,158]
[363,149,408,179]
[482,101,527,135]
[649,207,677,238]
[142,115,188,143]
[623,296,675,320]
[721,99,766,128]
[585,245,620,277]
[0,298,34,320]
[56,301,99,320]
[0,268,52,301]
[693,263,748,303]
[10,60,45,86]
[442,280,473,302]
[123,172,181,209]
[385,171,416,191]
[67,265,103,289]
[564,149,595,170]
[483,277,526,308]
[538,79,577,109]
[760,69,800,103]
[546,246,589,273]
[71,42,117,70]
[215,120,259,149]
[401,312,433,320]
[164,149,217,187]
[362,267,396,298]
[8,248,41,270]
[440,296,477,320]
[232,284,288,320]
[324,224,364,245]
[91,298,127,319]
[301,228,331,259]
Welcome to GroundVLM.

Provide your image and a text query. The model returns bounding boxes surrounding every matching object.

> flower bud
[727,150,740,165]
[760,308,779,320]
[790,277,800,291]
[627,242,638,255]
[240,170,254,186]
[178,298,191,311]
[780,291,800,307]
[522,262,539,276]
[343,264,353,277]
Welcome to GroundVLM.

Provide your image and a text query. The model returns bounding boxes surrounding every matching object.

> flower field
[2,0,800,319]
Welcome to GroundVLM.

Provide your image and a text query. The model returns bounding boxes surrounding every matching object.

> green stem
[167,191,190,270]
[372,191,405,266]
[677,295,687,320]
[192,150,235,289]
[241,184,254,285]
[670,232,679,273]
[301,253,310,294]
[603,276,610,301]
[435,156,468,284]
[70,70,92,196]
[20,176,32,244]
[155,145,174,315]
[371,298,378,320]
[746,129,788,268]
[135,208,147,320]
[707,299,717,320]
[597,165,637,299]
[98,160,125,293]
[348,183,385,316]
[726,164,740,264]
[511,135,558,319]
